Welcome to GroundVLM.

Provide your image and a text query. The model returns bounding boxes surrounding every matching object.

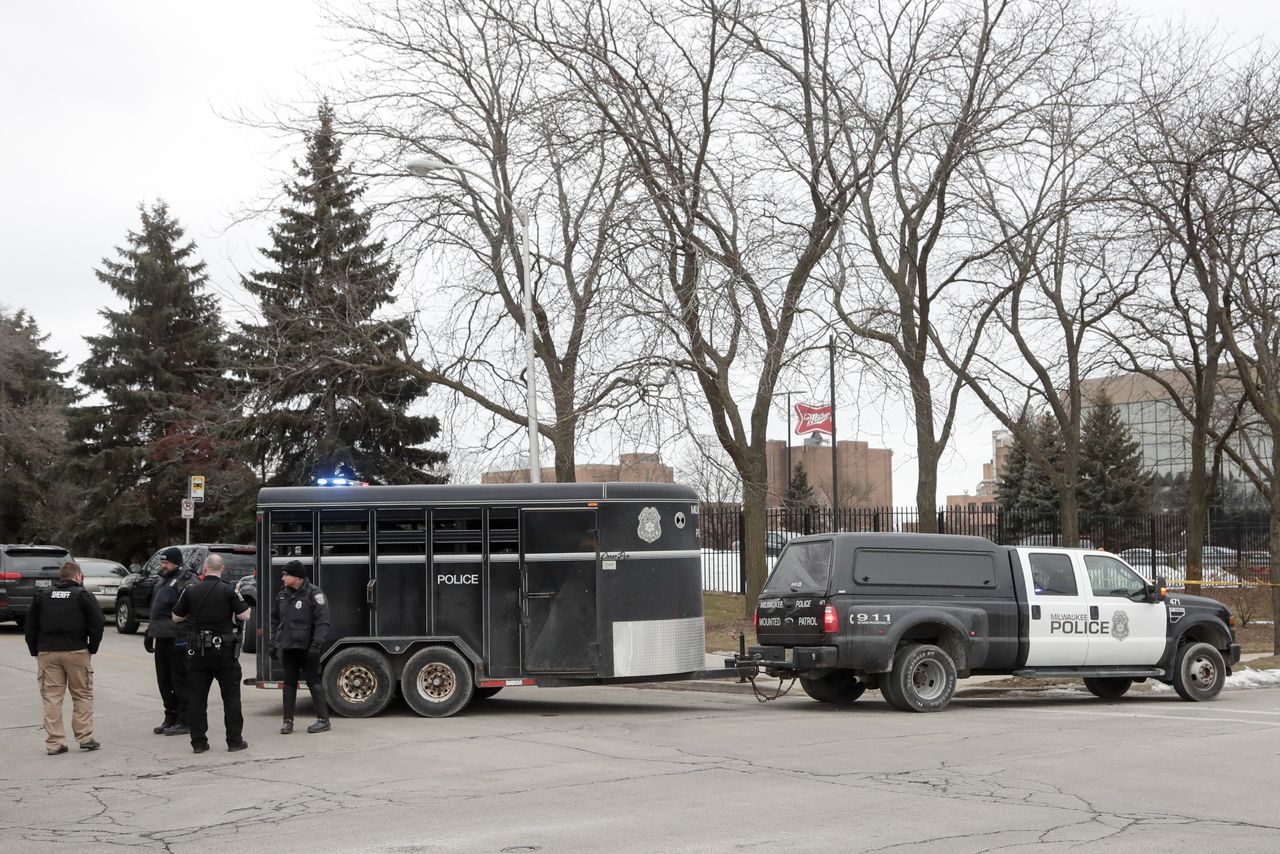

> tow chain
[746,672,797,703]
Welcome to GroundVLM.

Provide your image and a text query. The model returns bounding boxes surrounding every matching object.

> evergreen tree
[998,413,1063,539]
[1078,395,1152,519]
[783,462,818,510]
[232,101,445,486]
[66,203,234,562]
[0,309,75,542]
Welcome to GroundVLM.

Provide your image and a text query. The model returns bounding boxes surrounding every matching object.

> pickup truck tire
[401,646,474,718]
[115,598,139,634]
[1172,641,1226,702]
[800,671,866,705]
[1083,677,1132,699]
[324,646,395,718]
[882,644,957,712]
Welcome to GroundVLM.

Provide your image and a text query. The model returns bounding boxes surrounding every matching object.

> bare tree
[935,43,1135,546]
[829,0,1109,530]
[326,0,657,482]
[1104,29,1248,588]
[1209,55,1280,652]
[494,0,875,607]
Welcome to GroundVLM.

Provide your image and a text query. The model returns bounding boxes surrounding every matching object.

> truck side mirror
[1151,576,1168,602]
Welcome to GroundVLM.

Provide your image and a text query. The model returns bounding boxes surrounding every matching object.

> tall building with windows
[1078,371,1270,493]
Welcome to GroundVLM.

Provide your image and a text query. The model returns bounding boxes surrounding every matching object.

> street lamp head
[406,157,450,177]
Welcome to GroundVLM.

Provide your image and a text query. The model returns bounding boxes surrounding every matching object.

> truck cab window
[1028,553,1078,596]
[1084,554,1146,598]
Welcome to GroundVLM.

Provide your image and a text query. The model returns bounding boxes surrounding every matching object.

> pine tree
[65,202,236,562]
[783,462,818,510]
[1078,395,1151,519]
[998,413,1063,540]
[0,309,75,542]
[232,101,445,485]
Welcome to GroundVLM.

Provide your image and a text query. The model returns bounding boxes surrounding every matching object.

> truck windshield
[762,540,832,594]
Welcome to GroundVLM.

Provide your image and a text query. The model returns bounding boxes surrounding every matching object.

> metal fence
[699,505,1273,594]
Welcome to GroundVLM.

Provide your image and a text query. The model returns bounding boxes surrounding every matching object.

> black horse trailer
[253,482,719,717]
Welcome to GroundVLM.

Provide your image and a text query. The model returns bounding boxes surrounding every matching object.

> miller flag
[794,402,833,436]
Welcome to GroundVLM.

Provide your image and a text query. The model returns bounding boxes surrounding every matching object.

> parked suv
[115,544,259,650]
[0,544,73,626]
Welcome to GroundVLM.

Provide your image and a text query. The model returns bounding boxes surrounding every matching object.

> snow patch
[1148,667,1280,693]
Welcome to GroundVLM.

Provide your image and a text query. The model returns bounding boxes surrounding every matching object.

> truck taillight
[823,604,838,633]
[753,607,759,630]
[0,572,21,581]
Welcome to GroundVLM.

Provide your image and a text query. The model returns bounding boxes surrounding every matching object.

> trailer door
[520,508,598,673]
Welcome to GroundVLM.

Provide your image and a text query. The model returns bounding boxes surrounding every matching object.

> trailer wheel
[1172,642,1226,702]
[401,646,474,718]
[1083,677,1132,699]
[799,671,866,705]
[323,647,395,718]
[882,644,957,712]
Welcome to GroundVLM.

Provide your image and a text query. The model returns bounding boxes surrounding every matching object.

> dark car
[0,544,73,627]
[115,544,259,647]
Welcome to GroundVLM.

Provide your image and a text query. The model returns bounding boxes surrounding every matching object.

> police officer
[172,553,251,753]
[25,561,105,754]
[145,546,196,736]
[270,560,331,734]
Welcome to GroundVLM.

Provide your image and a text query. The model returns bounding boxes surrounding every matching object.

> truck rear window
[762,541,832,594]
[852,549,997,587]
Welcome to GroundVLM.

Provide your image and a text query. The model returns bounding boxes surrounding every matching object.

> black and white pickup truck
[741,533,1240,712]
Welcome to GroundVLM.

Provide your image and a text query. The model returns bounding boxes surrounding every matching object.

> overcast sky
[3,0,1277,500]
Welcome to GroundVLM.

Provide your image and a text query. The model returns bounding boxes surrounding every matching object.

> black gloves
[144,635,155,654]
[269,645,279,660]
[307,641,323,657]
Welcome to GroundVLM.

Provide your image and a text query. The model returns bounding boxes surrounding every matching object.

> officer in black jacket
[172,553,251,753]
[25,561,105,754]
[145,547,196,736]
[270,560,332,734]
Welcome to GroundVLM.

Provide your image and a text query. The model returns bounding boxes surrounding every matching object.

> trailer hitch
[724,648,796,704]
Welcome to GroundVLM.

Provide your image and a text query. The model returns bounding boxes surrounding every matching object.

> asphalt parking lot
[2,624,1279,853]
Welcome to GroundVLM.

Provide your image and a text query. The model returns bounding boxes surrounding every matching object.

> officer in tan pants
[25,561,105,754]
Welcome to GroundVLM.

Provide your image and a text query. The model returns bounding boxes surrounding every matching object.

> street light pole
[406,157,542,482]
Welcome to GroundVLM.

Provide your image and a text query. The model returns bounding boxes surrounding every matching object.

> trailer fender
[323,636,484,678]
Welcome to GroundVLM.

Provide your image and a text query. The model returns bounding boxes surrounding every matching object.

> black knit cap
[283,560,310,580]
[160,547,184,566]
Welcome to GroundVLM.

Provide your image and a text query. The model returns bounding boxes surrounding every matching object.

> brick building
[481,452,674,484]
[765,437,892,507]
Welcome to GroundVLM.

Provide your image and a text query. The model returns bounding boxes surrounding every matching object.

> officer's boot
[306,719,331,733]
[280,719,294,735]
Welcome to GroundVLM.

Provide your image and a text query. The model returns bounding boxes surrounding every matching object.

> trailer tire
[1083,677,1132,699]
[799,671,866,705]
[323,647,395,718]
[1172,641,1226,702]
[882,644,957,712]
[401,646,474,718]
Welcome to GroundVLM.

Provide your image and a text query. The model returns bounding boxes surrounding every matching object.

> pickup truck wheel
[401,646,474,718]
[115,599,139,634]
[884,644,957,712]
[323,647,395,718]
[1172,642,1226,702]
[1083,677,1132,699]
[799,671,866,705]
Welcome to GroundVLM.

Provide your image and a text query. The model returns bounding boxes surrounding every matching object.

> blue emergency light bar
[315,477,368,487]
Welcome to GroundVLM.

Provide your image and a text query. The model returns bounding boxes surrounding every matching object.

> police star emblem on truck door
[637,507,661,543]
[1111,609,1129,641]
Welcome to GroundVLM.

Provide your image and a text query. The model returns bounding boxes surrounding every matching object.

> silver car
[78,558,129,613]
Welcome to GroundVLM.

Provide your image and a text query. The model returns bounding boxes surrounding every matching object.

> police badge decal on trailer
[637,507,661,543]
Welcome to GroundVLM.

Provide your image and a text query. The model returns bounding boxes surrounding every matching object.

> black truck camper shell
[253,482,716,717]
